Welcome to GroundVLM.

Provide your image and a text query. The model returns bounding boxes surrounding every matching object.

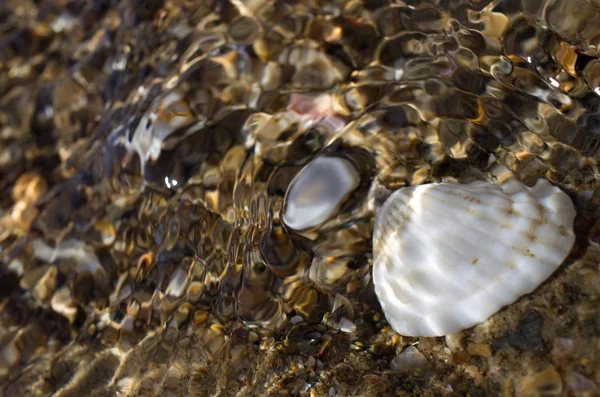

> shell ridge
[411,190,539,263]
[411,204,528,299]
[379,193,521,313]
[378,185,532,298]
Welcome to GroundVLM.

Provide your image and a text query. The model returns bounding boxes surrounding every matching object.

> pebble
[467,342,493,358]
[516,367,563,396]
[566,372,598,393]
[551,337,574,366]
[445,333,464,352]
[464,365,484,387]
[390,346,431,373]
[507,310,546,352]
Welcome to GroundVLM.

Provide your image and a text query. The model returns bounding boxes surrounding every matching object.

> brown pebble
[464,365,484,386]
[503,378,514,397]
[12,172,47,203]
[451,350,471,365]
[516,367,563,396]
[467,342,493,357]
[11,201,39,230]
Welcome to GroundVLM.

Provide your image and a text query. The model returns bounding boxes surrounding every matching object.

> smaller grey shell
[283,156,360,231]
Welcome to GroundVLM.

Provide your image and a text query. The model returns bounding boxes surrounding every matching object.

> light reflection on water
[0,0,599,395]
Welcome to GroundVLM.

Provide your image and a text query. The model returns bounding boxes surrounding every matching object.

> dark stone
[0,268,20,298]
[506,309,546,352]
[581,317,600,338]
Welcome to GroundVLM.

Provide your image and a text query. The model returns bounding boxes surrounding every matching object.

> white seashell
[283,156,360,231]
[373,178,576,337]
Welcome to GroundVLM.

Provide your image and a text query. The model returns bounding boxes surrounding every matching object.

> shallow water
[1,0,599,395]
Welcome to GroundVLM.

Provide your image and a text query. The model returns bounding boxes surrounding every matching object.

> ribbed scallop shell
[373,178,576,337]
